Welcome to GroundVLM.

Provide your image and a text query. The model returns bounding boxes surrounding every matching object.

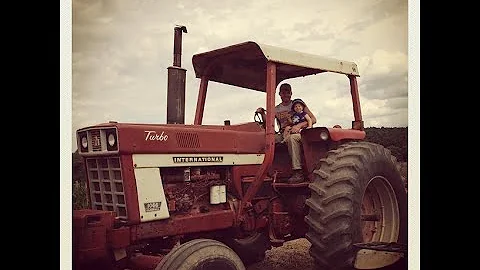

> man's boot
[288,169,304,183]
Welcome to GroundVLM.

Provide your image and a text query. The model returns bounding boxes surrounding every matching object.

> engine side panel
[134,167,170,221]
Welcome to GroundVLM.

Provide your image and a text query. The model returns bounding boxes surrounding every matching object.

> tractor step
[272,182,310,188]
[353,242,407,269]
[353,242,407,254]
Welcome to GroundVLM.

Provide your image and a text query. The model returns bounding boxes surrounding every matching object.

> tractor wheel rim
[361,176,400,243]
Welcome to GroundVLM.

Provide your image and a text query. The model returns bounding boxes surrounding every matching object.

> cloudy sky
[66,0,413,152]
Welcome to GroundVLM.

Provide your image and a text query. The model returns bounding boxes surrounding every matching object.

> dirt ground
[247,238,407,270]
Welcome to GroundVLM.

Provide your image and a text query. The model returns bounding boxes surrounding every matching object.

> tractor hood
[76,122,266,156]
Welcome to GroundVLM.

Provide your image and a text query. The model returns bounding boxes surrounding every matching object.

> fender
[301,126,366,142]
[326,127,366,141]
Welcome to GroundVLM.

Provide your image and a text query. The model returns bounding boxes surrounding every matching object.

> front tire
[304,141,407,269]
[155,239,246,270]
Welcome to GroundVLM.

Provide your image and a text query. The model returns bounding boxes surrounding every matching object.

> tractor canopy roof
[192,41,359,92]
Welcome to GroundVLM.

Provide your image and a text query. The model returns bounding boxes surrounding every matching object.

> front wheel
[155,239,246,270]
[304,141,407,269]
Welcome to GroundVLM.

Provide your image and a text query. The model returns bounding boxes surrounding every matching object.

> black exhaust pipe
[167,25,188,124]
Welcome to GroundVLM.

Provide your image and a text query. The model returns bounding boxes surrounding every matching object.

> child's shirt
[291,111,307,125]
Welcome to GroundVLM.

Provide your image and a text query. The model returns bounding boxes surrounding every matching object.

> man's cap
[291,98,307,110]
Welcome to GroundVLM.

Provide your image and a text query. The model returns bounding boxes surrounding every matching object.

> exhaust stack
[167,25,188,124]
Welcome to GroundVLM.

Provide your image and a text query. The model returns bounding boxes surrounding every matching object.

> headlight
[320,131,329,140]
[81,136,88,148]
[106,129,118,151]
[108,134,116,146]
[78,131,88,152]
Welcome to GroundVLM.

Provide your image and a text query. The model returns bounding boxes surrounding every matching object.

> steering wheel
[254,111,265,128]
[254,111,282,134]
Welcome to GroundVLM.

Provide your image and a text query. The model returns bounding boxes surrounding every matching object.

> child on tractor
[282,98,313,143]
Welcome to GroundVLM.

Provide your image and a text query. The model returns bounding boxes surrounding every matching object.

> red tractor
[73,25,407,270]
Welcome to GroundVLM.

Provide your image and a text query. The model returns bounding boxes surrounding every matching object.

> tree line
[364,127,408,162]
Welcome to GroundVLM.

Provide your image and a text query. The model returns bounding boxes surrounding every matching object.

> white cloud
[363,50,408,76]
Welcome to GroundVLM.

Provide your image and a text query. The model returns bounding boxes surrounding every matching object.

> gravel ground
[247,238,407,270]
[247,238,314,270]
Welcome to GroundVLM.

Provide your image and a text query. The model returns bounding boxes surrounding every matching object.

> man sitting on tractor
[256,83,316,183]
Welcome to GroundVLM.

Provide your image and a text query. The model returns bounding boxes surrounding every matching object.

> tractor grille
[176,132,200,148]
[90,130,102,152]
[86,156,128,219]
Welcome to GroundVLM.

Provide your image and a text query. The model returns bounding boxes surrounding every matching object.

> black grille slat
[176,132,200,148]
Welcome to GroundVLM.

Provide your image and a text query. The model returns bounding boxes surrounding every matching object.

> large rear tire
[304,141,407,269]
[155,239,246,270]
